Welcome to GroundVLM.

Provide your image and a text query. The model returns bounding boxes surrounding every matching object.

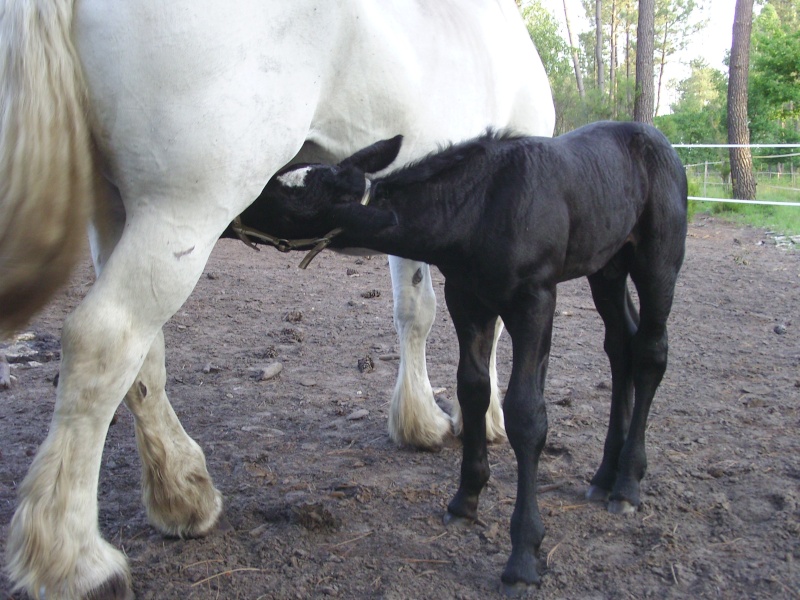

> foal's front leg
[442,283,498,523]
[387,258,506,448]
[450,316,507,443]
[500,288,556,590]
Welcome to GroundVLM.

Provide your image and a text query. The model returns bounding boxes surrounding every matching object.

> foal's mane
[380,128,526,189]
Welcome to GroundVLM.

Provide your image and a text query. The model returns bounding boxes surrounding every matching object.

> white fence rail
[675,143,800,207]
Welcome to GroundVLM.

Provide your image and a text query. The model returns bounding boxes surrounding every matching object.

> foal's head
[252,135,403,240]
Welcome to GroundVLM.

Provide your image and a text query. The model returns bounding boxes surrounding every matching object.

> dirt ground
[1,216,798,599]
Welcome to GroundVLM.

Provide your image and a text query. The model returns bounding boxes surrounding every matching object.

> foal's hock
[248,121,688,589]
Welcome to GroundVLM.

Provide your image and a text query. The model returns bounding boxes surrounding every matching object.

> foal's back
[499,121,687,282]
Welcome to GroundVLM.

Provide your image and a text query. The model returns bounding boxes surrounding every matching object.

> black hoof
[500,580,540,598]
[442,510,475,529]
[608,498,637,515]
[586,484,610,502]
[501,552,542,595]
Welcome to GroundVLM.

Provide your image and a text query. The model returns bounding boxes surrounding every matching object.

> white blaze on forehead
[277,166,312,188]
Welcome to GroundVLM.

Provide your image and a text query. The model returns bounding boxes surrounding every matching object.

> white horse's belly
[75,0,333,221]
[308,0,554,164]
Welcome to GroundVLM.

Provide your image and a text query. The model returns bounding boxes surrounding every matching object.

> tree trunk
[596,0,605,94]
[634,0,655,123]
[563,0,585,99]
[728,0,757,200]
[610,0,617,113]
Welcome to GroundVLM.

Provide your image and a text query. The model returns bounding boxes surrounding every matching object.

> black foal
[239,121,688,589]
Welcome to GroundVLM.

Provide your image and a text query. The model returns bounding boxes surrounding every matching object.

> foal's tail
[0,0,94,336]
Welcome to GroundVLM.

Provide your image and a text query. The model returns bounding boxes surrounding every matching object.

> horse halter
[231,177,373,269]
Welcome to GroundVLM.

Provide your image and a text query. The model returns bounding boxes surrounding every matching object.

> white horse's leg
[90,186,222,539]
[387,258,451,448]
[5,209,221,600]
[123,330,222,537]
[450,317,508,443]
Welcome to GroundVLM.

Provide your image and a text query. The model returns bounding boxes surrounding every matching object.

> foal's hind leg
[606,259,678,513]
[589,244,681,514]
[586,270,638,505]
[124,330,222,537]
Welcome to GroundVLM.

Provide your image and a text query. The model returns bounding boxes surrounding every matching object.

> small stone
[280,328,305,343]
[360,289,381,299]
[346,408,369,421]
[0,355,10,389]
[774,324,787,335]
[202,362,220,374]
[284,311,303,323]
[357,355,375,373]
[299,379,317,387]
[259,362,284,381]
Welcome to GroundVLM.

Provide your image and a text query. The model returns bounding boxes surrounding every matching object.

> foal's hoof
[608,499,637,515]
[586,485,610,502]
[442,510,475,529]
[501,580,540,598]
[500,559,542,598]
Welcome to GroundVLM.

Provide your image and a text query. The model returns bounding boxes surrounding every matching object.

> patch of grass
[686,175,800,236]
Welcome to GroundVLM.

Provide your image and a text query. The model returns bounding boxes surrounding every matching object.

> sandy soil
[1,216,799,599]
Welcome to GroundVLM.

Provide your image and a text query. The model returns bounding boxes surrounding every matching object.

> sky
[540,0,737,111]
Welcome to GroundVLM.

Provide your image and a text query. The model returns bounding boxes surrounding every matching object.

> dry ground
[1,216,799,599]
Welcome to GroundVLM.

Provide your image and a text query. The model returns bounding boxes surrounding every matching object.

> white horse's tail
[0,0,94,336]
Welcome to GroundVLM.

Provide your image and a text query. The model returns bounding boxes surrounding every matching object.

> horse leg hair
[387,258,450,448]
[124,330,223,537]
[5,204,224,599]
[93,178,223,538]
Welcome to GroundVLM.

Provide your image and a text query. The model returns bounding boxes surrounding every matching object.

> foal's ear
[338,135,403,174]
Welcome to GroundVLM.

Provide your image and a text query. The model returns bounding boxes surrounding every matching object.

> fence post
[704,161,708,196]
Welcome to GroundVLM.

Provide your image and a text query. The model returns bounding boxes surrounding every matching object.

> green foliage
[522,2,573,82]
[655,59,727,164]
[748,2,800,155]
[522,0,800,234]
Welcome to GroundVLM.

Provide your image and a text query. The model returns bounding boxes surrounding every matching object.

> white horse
[0,0,554,597]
